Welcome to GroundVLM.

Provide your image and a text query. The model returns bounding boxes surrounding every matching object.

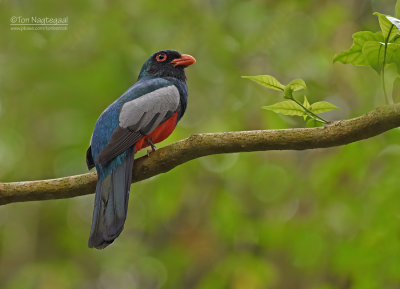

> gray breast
[119,85,180,133]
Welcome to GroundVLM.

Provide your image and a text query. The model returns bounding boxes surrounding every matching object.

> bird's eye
[156,53,167,62]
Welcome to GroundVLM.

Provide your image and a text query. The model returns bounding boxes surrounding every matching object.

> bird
[86,49,196,249]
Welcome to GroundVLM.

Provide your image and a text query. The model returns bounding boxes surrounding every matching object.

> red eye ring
[156,53,167,62]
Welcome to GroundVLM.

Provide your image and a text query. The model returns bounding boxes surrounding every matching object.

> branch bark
[1,104,400,206]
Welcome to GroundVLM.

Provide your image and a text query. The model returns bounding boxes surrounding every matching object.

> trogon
[86,49,196,249]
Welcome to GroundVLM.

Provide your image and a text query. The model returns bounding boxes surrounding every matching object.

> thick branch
[1,104,400,205]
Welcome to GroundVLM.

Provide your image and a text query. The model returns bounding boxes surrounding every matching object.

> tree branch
[1,104,400,206]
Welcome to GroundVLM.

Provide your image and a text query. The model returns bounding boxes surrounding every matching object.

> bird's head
[138,49,196,81]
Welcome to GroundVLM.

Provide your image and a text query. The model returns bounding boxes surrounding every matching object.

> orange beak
[170,54,196,67]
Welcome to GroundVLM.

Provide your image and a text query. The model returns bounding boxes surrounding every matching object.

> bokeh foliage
[1,0,400,288]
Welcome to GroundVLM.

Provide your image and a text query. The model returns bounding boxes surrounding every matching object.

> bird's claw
[146,138,157,157]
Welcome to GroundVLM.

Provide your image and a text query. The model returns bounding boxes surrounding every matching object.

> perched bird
[86,50,196,249]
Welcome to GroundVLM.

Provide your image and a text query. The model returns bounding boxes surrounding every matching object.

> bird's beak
[170,54,196,67]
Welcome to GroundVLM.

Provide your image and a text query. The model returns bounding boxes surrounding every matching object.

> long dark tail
[88,147,135,249]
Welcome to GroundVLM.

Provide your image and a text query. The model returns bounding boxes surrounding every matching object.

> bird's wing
[97,84,180,165]
[86,146,95,170]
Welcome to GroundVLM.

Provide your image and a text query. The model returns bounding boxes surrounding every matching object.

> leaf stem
[382,25,394,105]
[381,66,390,104]
[290,97,329,124]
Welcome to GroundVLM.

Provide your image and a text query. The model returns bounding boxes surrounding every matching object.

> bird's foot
[146,138,157,157]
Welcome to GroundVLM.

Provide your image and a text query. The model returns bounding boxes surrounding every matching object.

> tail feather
[88,147,135,249]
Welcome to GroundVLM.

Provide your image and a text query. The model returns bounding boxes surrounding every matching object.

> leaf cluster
[333,13,400,73]
[334,1,400,104]
[242,75,338,126]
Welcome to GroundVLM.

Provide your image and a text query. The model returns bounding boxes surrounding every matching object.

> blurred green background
[1,0,400,288]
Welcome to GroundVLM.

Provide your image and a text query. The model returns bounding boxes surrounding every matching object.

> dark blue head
[138,49,196,81]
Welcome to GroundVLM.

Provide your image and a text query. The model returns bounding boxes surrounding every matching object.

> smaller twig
[290,97,329,124]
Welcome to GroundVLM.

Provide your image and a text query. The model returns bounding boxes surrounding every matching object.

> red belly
[135,112,178,153]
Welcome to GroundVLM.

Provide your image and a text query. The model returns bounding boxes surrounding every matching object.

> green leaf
[262,101,306,116]
[362,41,385,73]
[333,31,383,66]
[387,16,400,31]
[362,41,400,73]
[303,96,311,120]
[287,79,307,91]
[392,77,400,103]
[310,101,339,114]
[283,86,293,99]
[396,0,400,19]
[389,43,400,73]
[242,75,285,91]
[374,12,399,42]
[303,95,311,109]
[284,79,307,99]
